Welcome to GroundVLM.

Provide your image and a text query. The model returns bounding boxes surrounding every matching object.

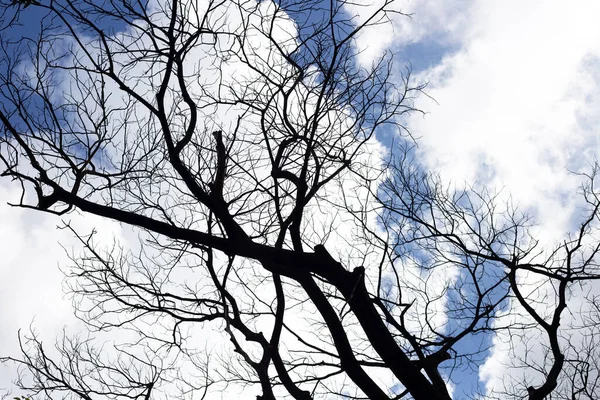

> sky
[2,0,600,398]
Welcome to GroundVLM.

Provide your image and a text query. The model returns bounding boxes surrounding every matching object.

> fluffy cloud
[345,0,473,67]
[396,1,600,396]
[344,0,600,395]
[410,2,600,215]
[0,182,125,393]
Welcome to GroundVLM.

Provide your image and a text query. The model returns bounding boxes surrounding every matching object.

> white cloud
[411,2,600,212]
[386,1,600,396]
[0,185,71,393]
[0,182,126,394]
[345,0,473,66]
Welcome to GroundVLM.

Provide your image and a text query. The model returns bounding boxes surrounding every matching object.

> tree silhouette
[1,0,600,399]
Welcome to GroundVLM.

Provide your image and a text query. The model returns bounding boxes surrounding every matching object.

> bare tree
[1,0,600,399]
[375,150,600,399]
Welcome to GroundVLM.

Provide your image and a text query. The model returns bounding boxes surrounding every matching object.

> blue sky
[2,1,600,398]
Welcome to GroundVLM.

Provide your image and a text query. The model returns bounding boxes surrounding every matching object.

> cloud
[344,0,473,67]
[411,2,600,210]
[340,0,600,396]
[0,181,126,393]
[391,1,600,396]
[0,184,70,393]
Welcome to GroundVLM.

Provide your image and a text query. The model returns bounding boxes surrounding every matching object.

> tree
[1,0,600,399]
